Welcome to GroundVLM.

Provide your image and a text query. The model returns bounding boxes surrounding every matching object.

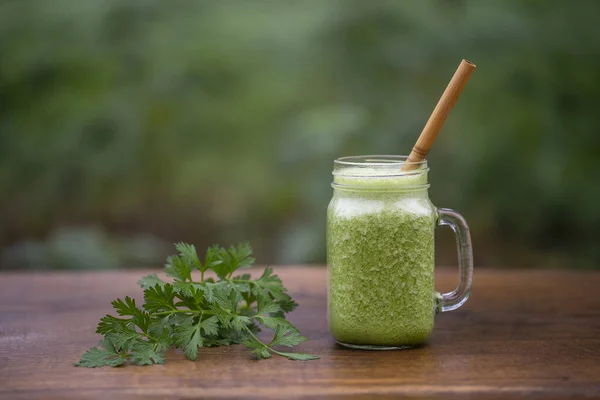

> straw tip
[463,59,476,68]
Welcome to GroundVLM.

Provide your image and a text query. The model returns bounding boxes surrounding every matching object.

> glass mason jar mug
[327,155,473,349]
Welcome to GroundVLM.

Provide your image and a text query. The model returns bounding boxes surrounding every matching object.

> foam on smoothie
[333,165,428,187]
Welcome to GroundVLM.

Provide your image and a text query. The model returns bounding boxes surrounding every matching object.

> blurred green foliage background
[1,0,599,270]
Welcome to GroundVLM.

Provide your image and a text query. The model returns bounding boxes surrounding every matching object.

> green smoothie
[327,165,437,347]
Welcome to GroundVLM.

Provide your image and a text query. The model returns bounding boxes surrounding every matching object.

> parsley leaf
[245,342,272,360]
[175,242,203,271]
[130,341,165,365]
[75,337,127,368]
[164,255,193,282]
[231,315,252,331]
[272,351,320,361]
[204,245,224,272]
[257,296,282,315]
[174,318,203,361]
[76,242,318,368]
[201,316,219,336]
[138,274,166,290]
[270,325,308,347]
[212,243,255,279]
[252,268,285,299]
[143,284,176,314]
[255,315,290,330]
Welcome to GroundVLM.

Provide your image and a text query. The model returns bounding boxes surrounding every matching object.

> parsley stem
[243,326,269,351]
[230,279,253,284]
[128,328,159,343]
[190,279,250,284]
[151,309,214,317]
[144,332,160,343]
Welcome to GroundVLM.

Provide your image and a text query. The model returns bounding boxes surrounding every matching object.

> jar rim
[333,155,428,176]
[334,155,426,168]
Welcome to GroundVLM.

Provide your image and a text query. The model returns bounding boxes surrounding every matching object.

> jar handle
[436,208,473,312]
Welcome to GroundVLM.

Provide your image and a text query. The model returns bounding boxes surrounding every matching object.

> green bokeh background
[1,0,599,269]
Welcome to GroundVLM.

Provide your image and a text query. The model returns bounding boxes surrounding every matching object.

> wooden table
[1,267,599,399]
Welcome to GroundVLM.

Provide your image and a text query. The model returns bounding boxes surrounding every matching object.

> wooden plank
[1,267,599,399]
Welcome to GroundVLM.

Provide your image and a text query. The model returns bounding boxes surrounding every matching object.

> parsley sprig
[75,242,318,367]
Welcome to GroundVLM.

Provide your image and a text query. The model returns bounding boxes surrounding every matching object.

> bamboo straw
[402,59,476,171]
